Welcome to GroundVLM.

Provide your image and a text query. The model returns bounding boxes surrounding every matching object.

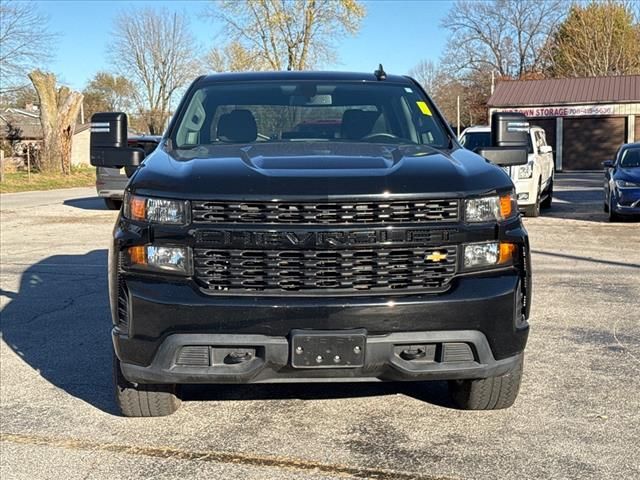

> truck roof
[197,71,413,85]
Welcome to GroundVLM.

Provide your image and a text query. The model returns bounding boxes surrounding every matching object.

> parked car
[90,70,532,417]
[96,135,161,210]
[603,143,640,221]
[460,125,554,217]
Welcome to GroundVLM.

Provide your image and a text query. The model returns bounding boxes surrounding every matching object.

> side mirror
[477,112,529,166]
[539,145,552,154]
[90,112,145,169]
[602,160,614,169]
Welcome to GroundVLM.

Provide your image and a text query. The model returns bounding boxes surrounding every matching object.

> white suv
[460,125,554,217]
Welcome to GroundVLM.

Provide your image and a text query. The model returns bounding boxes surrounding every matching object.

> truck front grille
[194,246,457,295]
[192,199,459,224]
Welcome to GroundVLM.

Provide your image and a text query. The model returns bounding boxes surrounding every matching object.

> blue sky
[36,0,452,91]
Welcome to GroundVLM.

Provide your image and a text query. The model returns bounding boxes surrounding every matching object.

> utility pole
[491,70,495,95]
[0,150,4,183]
[456,95,461,137]
[26,146,31,182]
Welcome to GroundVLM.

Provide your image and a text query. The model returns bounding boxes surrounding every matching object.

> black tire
[608,194,621,222]
[113,355,181,417]
[540,178,553,209]
[448,355,524,410]
[523,180,541,217]
[104,198,123,210]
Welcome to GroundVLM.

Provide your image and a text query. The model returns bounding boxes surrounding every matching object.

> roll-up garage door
[563,117,626,170]
[635,116,640,142]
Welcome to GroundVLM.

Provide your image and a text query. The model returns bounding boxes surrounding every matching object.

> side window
[176,90,207,147]
[539,131,548,146]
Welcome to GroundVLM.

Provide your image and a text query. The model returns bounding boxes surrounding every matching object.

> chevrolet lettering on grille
[196,228,458,249]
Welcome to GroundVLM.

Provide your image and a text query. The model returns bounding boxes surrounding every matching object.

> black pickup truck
[90,70,532,417]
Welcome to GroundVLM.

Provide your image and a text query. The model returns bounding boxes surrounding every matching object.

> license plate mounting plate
[290,329,366,369]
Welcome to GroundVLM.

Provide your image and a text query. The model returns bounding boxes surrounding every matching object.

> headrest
[340,109,380,140]
[217,109,257,143]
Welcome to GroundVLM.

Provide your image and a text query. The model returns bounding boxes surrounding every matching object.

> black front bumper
[114,272,529,384]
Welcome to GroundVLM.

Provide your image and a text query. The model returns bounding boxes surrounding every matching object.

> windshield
[620,147,640,168]
[459,131,491,151]
[172,81,449,150]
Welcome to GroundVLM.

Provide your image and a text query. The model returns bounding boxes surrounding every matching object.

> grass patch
[0,166,96,194]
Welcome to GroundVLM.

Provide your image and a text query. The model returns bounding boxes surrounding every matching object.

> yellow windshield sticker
[416,101,432,116]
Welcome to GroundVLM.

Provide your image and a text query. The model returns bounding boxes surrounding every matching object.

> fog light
[517,193,529,201]
[127,245,191,275]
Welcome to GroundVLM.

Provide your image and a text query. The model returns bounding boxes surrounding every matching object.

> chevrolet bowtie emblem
[426,251,448,262]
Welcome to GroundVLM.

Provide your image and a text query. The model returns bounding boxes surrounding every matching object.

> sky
[36,0,453,91]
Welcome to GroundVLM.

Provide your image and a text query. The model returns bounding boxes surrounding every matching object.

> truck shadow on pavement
[182,379,452,408]
[0,250,118,414]
[0,250,454,415]
[63,197,110,210]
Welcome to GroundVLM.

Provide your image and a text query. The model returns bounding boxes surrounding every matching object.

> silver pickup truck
[96,135,161,209]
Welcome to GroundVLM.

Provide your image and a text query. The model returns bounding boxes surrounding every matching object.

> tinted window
[459,131,491,151]
[172,81,449,149]
[620,147,640,168]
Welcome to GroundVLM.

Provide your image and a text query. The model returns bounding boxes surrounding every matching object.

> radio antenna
[374,64,386,81]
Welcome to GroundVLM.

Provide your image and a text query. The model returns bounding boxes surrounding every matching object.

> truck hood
[130,142,513,199]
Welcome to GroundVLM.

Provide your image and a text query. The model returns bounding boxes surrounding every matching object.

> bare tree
[28,70,83,174]
[409,60,442,95]
[0,0,57,93]
[207,0,365,71]
[109,9,201,134]
[441,0,565,78]
[546,0,640,77]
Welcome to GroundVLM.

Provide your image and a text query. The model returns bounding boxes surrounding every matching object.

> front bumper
[114,272,529,384]
[513,176,538,206]
[119,331,524,384]
[612,188,640,215]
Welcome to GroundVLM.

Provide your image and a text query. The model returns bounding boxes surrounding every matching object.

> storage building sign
[492,104,617,118]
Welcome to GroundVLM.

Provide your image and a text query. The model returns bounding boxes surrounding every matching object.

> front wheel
[541,178,553,209]
[104,198,122,210]
[523,180,541,217]
[113,355,181,417]
[448,355,524,410]
[608,194,621,222]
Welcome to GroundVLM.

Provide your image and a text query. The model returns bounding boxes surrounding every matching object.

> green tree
[208,0,365,71]
[83,72,135,121]
[207,41,270,73]
[547,1,640,77]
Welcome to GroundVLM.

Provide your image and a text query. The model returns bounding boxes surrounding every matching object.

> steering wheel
[360,133,400,142]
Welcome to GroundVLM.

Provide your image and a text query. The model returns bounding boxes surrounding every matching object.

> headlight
[124,193,189,224]
[465,193,515,223]
[518,161,534,179]
[615,179,640,188]
[463,241,516,270]
[127,245,191,275]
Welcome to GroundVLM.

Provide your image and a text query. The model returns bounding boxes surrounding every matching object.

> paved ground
[1,174,639,480]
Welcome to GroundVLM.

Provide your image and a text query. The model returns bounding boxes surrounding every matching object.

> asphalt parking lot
[1,172,639,480]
